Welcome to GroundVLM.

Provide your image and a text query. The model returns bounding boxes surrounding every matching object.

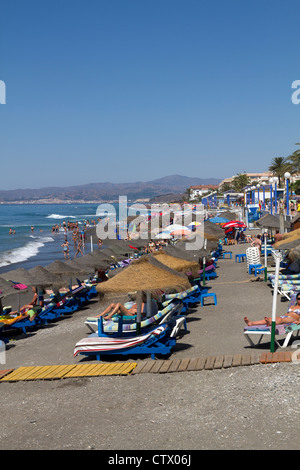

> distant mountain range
[0,175,222,203]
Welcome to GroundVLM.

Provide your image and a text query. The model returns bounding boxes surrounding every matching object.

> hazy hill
[0,175,222,202]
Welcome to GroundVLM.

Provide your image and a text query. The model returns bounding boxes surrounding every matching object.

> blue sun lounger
[85,300,185,336]
[74,319,179,361]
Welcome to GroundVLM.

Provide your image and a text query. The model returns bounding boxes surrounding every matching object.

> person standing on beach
[61,240,70,260]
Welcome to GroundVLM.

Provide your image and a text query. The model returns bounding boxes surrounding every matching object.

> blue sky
[1,0,300,189]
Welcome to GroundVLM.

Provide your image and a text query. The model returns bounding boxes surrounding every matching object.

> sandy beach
[0,237,300,451]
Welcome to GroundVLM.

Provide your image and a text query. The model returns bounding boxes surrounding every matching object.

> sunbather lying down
[97,293,158,321]
[244,293,300,326]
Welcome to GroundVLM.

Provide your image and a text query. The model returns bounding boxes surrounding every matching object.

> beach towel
[12,283,28,290]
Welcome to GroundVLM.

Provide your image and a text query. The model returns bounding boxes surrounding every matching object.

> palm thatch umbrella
[164,244,210,262]
[46,260,88,285]
[151,251,199,276]
[217,211,237,221]
[204,220,224,237]
[100,247,126,261]
[273,236,300,251]
[0,276,20,297]
[28,265,60,287]
[256,214,290,230]
[70,254,111,275]
[2,267,34,287]
[96,255,190,334]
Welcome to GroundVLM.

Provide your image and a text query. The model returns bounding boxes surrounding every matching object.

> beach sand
[0,240,299,450]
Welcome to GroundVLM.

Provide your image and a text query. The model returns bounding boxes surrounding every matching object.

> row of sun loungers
[74,245,223,361]
[0,282,97,337]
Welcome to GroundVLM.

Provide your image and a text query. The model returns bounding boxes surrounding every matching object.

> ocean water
[0,203,104,274]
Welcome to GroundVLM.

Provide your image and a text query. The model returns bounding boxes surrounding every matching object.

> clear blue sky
[1,0,300,189]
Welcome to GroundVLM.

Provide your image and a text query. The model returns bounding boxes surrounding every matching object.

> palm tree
[287,143,300,175]
[268,156,291,186]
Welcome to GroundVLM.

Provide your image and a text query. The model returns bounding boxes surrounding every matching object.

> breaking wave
[46,214,76,220]
[0,236,54,268]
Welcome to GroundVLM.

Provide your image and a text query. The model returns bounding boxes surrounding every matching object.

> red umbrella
[223,220,246,229]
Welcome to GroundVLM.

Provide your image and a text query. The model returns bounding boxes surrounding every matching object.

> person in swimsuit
[244,293,300,326]
[97,293,157,321]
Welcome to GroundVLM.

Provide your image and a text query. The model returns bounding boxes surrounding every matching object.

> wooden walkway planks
[0,362,137,382]
[0,352,294,382]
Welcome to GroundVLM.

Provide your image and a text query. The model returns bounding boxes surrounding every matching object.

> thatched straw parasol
[70,252,111,271]
[46,260,81,274]
[256,214,290,230]
[2,267,34,286]
[46,259,89,284]
[0,276,20,297]
[204,220,224,237]
[151,251,199,276]
[164,244,210,261]
[28,265,60,288]
[96,255,190,334]
[217,211,237,221]
[273,236,300,251]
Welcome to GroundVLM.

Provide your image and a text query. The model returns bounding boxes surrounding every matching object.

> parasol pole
[136,291,142,335]
[90,236,93,252]
[270,252,281,353]
[146,291,151,318]
[264,230,267,282]
[202,238,207,286]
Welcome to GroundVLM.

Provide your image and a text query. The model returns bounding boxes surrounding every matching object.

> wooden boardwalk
[0,352,294,382]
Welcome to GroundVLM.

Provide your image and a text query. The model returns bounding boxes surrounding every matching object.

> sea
[0,203,106,275]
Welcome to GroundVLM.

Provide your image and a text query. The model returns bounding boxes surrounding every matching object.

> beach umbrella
[169,227,191,237]
[155,231,173,239]
[96,255,190,334]
[164,244,211,261]
[203,220,224,238]
[223,220,246,229]
[68,252,111,271]
[64,259,95,275]
[187,221,202,229]
[0,276,21,297]
[217,211,237,221]
[46,260,89,284]
[28,265,60,287]
[255,214,290,230]
[151,251,199,276]
[209,217,229,224]
[46,260,83,275]
[2,267,34,287]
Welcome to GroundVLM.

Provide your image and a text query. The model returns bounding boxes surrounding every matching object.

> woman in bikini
[244,293,300,327]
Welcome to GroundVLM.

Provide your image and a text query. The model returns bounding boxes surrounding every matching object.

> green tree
[231,173,250,192]
[268,156,291,186]
[287,143,300,175]
[220,183,232,193]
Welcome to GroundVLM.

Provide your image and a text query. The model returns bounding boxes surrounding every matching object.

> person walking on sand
[74,238,83,258]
